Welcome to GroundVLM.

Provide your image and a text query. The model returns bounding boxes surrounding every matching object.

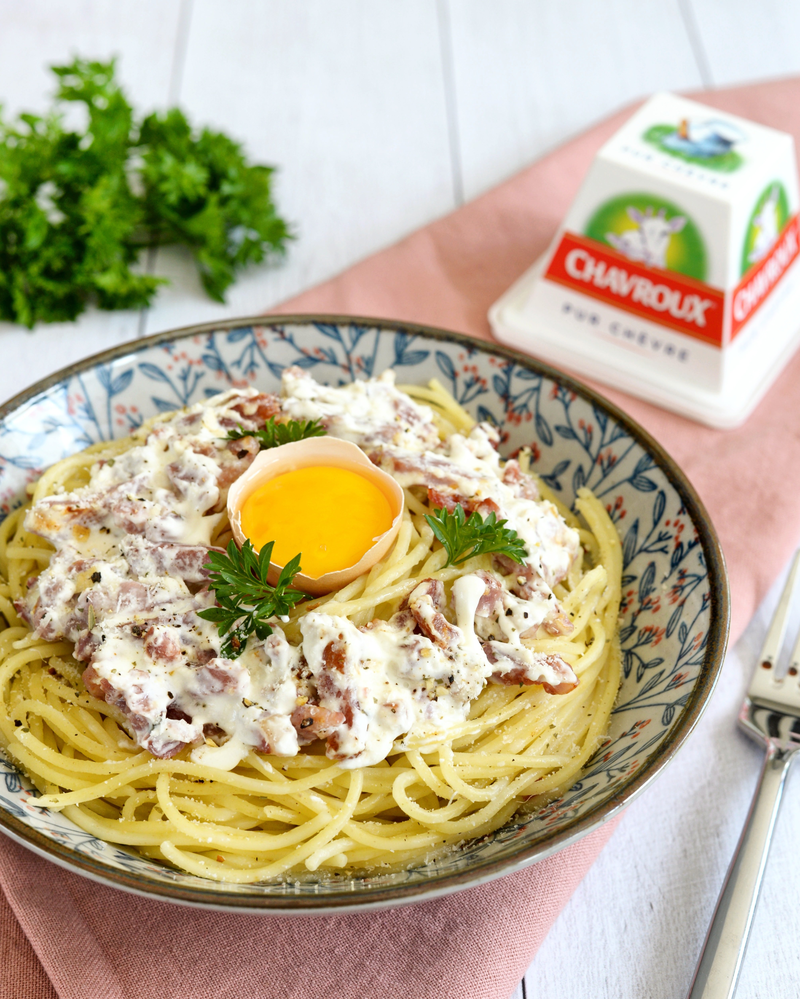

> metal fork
[686,550,800,999]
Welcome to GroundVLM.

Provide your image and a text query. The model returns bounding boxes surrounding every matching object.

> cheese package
[489,92,800,427]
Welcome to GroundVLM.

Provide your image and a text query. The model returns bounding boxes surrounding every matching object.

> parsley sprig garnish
[225,416,326,450]
[424,505,528,567]
[198,540,305,659]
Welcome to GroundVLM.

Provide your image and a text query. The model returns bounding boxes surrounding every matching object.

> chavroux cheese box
[489,92,800,428]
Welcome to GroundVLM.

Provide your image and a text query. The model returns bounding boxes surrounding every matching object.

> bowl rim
[0,313,730,913]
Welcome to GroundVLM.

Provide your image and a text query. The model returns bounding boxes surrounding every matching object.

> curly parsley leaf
[137,108,291,302]
[198,539,305,659]
[424,505,528,567]
[0,58,291,327]
[225,416,326,450]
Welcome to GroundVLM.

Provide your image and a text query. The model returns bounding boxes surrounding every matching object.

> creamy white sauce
[23,374,581,770]
[281,367,441,452]
[452,574,489,658]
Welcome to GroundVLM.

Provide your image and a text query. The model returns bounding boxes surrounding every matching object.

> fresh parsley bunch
[0,58,291,327]
[424,505,528,567]
[198,539,305,659]
[225,417,326,450]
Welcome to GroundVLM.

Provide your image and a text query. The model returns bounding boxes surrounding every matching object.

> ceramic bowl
[0,315,729,912]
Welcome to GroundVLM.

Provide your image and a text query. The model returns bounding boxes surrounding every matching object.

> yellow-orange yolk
[239,465,394,578]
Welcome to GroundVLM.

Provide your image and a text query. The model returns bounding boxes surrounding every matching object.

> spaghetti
[0,374,621,883]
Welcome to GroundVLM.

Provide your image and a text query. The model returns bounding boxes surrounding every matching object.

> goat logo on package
[740,181,790,277]
[585,193,706,280]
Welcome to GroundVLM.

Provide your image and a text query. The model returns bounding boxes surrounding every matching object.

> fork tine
[756,549,800,672]
[776,626,800,709]
[747,549,800,704]
[788,607,800,675]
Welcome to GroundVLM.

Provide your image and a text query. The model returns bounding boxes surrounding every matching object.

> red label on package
[731,215,800,340]
[544,232,725,347]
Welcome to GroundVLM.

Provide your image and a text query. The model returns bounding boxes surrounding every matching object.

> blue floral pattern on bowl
[0,317,728,911]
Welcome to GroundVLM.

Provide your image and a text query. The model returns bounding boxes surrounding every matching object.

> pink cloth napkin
[3,75,800,999]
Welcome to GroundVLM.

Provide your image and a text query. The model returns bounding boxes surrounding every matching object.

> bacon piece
[12,598,33,627]
[375,451,467,491]
[25,494,110,542]
[324,695,362,761]
[426,487,501,521]
[29,574,72,638]
[392,397,435,438]
[216,435,262,491]
[482,643,578,695]
[123,539,213,584]
[491,556,574,635]
[363,604,416,635]
[144,511,186,544]
[493,556,546,601]
[226,435,260,461]
[157,543,212,582]
[73,630,100,662]
[427,488,459,513]
[144,625,182,664]
[82,664,187,758]
[473,569,505,617]
[539,607,574,637]
[194,664,242,695]
[290,704,346,746]
[29,554,124,641]
[116,581,152,613]
[82,663,114,702]
[202,723,227,745]
[165,703,192,724]
[501,460,539,501]
[217,461,250,492]
[227,392,281,426]
[322,639,348,674]
[407,579,458,649]
[316,670,355,724]
[110,498,148,535]
[494,552,524,576]
[472,497,501,519]
[188,439,216,458]
[144,735,188,759]
[315,670,362,761]
[175,411,203,428]
[165,459,219,505]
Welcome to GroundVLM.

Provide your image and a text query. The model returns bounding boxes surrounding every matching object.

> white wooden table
[1,3,799,996]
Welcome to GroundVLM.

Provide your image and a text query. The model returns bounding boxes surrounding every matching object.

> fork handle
[686,744,795,999]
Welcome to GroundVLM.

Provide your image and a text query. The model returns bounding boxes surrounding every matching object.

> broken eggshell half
[227,436,404,596]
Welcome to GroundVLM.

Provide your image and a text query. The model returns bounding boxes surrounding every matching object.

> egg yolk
[240,465,394,578]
